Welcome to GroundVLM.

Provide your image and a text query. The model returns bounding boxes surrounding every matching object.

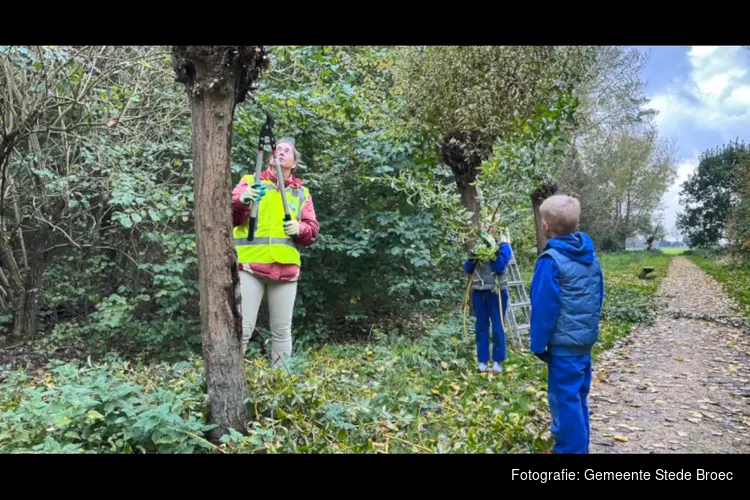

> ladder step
[511,301,530,308]
[513,324,530,331]
[507,280,525,286]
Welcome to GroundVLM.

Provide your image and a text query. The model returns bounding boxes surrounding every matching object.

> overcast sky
[635,45,750,238]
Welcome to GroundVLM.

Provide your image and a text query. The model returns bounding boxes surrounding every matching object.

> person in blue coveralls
[464,228,513,374]
[529,194,604,454]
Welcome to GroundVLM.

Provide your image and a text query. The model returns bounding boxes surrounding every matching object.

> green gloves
[240,183,266,205]
[480,231,496,249]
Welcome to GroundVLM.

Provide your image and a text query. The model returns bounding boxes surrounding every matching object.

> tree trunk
[16,257,44,338]
[0,228,30,337]
[457,179,480,230]
[171,46,268,440]
[440,130,485,250]
[531,183,557,255]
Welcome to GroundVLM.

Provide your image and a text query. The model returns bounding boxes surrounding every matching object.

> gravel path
[589,257,750,453]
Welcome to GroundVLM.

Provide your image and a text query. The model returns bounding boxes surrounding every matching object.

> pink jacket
[232,168,319,281]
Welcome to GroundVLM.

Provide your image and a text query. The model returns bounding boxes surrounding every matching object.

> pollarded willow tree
[171,46,269,440]
[555,46,663,251]
[388,46,597,251]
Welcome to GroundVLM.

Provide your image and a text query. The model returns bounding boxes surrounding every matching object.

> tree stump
[639,267,655,279]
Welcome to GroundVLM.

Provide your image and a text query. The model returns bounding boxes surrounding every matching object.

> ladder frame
[502,234,531,348]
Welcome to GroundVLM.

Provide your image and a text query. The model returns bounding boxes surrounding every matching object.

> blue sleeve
[464,258,476,274]
[529,256,561,354]
[492,244,512,274]
[599,268,605,308]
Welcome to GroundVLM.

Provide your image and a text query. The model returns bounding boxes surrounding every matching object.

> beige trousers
[239,271,298,368]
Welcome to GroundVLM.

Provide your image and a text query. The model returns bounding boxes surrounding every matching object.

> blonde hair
[540,194,580,235]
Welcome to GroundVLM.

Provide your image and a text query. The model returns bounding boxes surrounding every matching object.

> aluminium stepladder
[502,232,531,348]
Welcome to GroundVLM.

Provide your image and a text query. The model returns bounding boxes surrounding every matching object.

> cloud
[650,46,750,137]
[660,154,700,236]
[647,46,750,237]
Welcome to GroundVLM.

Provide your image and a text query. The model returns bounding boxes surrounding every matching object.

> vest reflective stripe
[233,175,309,266]
[297,192,306,221]
[234,237,296,247]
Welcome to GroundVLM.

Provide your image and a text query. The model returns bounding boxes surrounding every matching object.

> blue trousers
[547,354,592,454]
[471,289,509,363]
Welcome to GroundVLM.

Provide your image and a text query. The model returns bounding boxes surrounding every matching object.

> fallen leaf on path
[613,435,629,442]
[677,431,688,437]
[688,418,701,424]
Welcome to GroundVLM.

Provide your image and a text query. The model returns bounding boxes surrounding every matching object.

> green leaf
[56,416,72,428]
[87,410,105,423]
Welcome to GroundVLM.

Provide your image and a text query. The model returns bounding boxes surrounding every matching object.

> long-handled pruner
[246,108,294,241]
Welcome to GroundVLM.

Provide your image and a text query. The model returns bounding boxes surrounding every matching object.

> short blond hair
[540,194,580,235]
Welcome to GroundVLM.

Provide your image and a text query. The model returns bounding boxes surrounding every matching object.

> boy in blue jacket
[530,195,604,454]
[464,230,513,373]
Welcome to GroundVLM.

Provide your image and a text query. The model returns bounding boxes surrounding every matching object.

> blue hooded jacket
[530,232,604,356]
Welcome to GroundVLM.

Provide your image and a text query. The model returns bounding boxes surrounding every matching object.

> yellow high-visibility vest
[233,174,309,266]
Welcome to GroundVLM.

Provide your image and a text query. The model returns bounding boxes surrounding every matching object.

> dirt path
[589,256,750,453]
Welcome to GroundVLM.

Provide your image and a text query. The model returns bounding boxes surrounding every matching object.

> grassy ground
[0,251,672,454]
[627,247,686,255]
[661,248,687,255]
[688,253,750,318]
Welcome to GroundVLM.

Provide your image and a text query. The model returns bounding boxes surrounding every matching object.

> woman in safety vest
[231,138,319,368]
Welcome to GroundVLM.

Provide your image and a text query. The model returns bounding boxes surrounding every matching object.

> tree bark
[440,130,485,250]
[171,46,268,440]
[0,227,29,337]
[457,180,480,229]
[531,183,557,255]
[18,257,44,338]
